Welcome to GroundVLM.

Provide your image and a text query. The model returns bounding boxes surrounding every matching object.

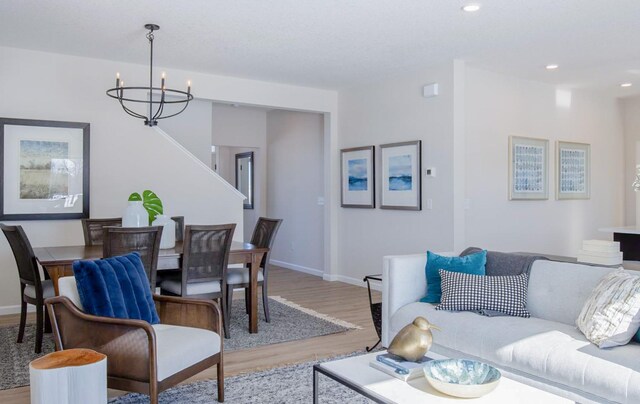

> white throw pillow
[576,268,640,348]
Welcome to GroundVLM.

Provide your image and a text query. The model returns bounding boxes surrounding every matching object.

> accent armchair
[45,277,224,403]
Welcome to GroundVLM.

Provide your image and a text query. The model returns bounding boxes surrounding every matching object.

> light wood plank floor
[0,266,381,403]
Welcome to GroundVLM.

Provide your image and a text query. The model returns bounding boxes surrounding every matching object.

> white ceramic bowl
[423,359,501,398]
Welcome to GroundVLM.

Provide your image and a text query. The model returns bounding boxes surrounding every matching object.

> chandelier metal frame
[106,24,193,127]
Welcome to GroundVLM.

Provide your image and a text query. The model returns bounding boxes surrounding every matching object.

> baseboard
[0,304,36,316]
[270,260,323,277]
[271,259,382,291]
[327,274,382,292]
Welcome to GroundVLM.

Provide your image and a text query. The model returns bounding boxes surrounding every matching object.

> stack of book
[369,353,431,381]
[577,240,623,266]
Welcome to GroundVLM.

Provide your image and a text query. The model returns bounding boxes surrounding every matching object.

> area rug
[110,354,370,404]
[0,296,360,390]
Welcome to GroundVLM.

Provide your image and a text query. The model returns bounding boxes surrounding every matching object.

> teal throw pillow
[420,250,487,304]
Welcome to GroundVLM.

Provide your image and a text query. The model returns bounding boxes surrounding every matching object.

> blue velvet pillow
[73,252,159,324]
[420,250,487,304]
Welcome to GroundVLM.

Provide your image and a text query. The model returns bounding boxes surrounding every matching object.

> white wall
[464,67,625,255]
[621,96,640,225]
[158,99,213,168]
[0,46,338,311]
[212,104,268,239]
[337,64,456,283]
[267,110,325,273]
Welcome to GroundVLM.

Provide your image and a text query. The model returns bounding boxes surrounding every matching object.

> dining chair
[102,226,163,291]
[226,217,282,323]
[1,224,54,353]
[81,217,122,246]
[159,224,236,338]
[171,216,185,242]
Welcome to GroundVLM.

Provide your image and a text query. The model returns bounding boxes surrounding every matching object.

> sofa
[382,252,640,404]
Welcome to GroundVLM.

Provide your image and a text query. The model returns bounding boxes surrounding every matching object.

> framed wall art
[0,118,90,220]
[341,146,375,208]
[508,136,548,200]
[380,140,421,210]
[556,141,590,200]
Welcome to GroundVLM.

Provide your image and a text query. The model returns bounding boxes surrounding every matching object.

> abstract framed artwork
[556,141,590,200]
[380,140,421,210]
[341,146,375,208]
[508,136,548,200]
[0,118,90,220]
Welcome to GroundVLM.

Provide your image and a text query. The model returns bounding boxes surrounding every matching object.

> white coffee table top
[317,351,571,403]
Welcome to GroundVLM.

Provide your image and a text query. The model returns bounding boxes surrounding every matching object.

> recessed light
[621,83,633,88]
[545,64,559,70]
[462,4,481,12]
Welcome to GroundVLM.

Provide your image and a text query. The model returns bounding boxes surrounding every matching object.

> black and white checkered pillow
[435,269,531,318]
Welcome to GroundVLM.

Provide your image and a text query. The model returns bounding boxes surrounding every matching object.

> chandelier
[106,24,193,127]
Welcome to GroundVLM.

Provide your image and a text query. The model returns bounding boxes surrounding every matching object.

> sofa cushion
[527,260,617,326]
[391,302,640,404]
[153,324,221,381]
[576,269,640,348]
[436,270,530,317]
[420,250,486,304]
[58,277,83,310]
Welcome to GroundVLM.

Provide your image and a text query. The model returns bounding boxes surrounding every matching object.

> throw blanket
[458,247,548,317]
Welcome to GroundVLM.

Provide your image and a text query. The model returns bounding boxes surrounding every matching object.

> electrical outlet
[426,199,433,210]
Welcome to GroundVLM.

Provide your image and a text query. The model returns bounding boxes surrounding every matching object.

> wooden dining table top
[33,241,268,266]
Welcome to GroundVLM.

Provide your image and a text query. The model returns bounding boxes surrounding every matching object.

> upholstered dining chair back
[82,218,123,246]
[183,224,235,284]
[1,224,40,286]
[250,217,283,268]
[102,226,163,290]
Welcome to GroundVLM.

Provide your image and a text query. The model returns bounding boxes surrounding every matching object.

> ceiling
[1,0,639,95]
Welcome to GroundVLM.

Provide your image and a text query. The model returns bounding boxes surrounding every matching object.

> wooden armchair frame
[45,294,224,403]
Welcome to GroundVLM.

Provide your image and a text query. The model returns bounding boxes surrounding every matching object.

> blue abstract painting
[388,154,412,191]
[348,158,368,191]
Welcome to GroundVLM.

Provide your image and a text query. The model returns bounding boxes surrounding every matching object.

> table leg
[313,366,319,404]
[249,252,265,334]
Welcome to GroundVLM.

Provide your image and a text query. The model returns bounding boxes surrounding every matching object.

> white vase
[152,214,176,249]
[122,201,148,227]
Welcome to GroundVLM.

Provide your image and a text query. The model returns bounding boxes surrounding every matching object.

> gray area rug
[110,354,371,404]
[0,296,359,390]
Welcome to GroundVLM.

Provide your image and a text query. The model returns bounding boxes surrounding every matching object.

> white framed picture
[341,146,375,208]
[556,141,590,200]
[380,140,421,210]
[508,136,548,200]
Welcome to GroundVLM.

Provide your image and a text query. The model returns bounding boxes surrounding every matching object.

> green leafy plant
[128,190,163,225]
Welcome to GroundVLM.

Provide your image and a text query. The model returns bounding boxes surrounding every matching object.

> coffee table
[312,351,571,403]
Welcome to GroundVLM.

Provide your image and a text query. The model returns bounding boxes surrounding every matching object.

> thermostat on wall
[423,83,439,98]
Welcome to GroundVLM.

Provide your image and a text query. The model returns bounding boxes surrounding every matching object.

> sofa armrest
[382,251,454,347]
[153,294,223,336]
[45,296,156,383]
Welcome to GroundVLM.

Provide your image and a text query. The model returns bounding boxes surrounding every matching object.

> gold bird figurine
[388,317,440,362]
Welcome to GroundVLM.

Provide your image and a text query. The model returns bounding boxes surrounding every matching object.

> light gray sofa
[382,252,640,404]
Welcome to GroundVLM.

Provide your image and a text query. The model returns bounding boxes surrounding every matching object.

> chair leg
[217,361,224,402]
[221,297,230,339]
[226,285,233,318]
[44,305,52,334]
[244,287,250,314]
[262,282,270,323]
[17,299,27,344]
[35,302,44,354]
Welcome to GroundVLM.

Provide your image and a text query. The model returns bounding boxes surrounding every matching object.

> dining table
[33,241,268,334]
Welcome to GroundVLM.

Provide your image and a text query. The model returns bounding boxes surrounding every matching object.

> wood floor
[0,266,381,403]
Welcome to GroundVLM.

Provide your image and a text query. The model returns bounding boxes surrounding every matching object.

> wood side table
[30,348,107,404]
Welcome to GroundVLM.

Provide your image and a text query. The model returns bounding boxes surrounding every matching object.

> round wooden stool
[30,348,107,404]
